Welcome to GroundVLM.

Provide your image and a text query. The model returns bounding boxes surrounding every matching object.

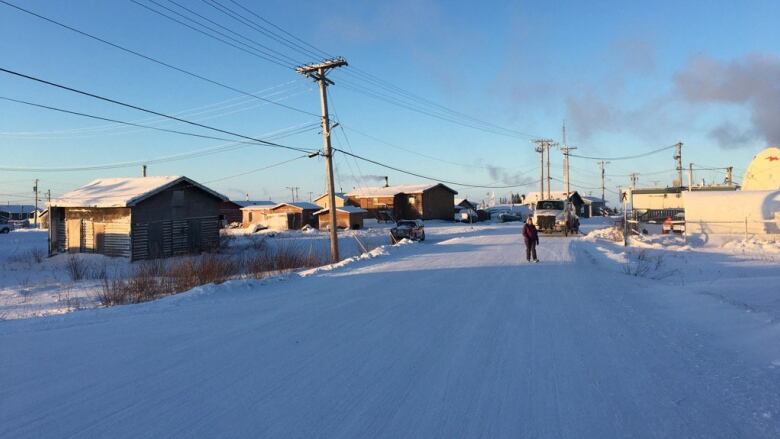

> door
[66,219,81,253]
[147,222,163,259]
[94,223,106,254]
[187,219,202,254]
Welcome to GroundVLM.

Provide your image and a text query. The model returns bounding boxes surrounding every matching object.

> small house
[240,201,277,227]
[268,202,320,229]
[315,206,367,230]
[313,192,351,209]
[581,196,607,218]
[347,183,458,221]
[48,176,227,260]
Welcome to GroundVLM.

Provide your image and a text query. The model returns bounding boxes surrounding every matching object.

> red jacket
[522,223,539,244]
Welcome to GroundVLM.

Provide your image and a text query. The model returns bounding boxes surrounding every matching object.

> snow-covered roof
[347,183,456,197]
[314,205,368,215]
[271,201,321,210]
[581,196,606,203]
[313,192,347,202]
[51,176,227,208]
[236,200,276,209]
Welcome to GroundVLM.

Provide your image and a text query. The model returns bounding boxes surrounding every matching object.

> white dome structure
[743,147,780,190]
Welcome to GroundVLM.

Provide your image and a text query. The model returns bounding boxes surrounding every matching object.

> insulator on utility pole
[296,57,348,263]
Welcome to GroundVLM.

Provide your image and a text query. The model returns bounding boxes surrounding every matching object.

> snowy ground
[0,220,398,320]
[2,219,780,437]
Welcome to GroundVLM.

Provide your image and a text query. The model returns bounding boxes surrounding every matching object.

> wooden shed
[347,183,457,221]
[315,206,368,230]
[48,176,227,261]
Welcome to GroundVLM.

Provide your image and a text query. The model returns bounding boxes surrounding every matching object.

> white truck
[533,199,579,236]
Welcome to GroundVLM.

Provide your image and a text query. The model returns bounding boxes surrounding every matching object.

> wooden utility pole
[561,145,577,197]
[33,178,39,227]
[598,160,609,203]
[629,173,639,189]
[285,186,299,202]
[726,166,733,186]
[297,57,348,263]
[533,139,554,198]
[674,142,683,187]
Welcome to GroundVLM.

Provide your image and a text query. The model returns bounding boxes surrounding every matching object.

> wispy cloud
[674,53,780,147]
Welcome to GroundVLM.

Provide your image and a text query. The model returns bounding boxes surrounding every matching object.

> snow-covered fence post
[744,217,748,241]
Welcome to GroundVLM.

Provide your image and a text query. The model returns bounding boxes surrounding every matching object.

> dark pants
[525,240,537,261]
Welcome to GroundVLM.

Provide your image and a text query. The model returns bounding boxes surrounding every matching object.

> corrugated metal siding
[104,221,131,258]
[131,216,220,260]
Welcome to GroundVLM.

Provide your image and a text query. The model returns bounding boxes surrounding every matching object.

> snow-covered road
[2,224,780,438]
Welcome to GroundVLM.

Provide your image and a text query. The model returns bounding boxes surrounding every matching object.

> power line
[568,144,677,161]
[0,0,317,117]
[204,155,309,183]
[196,0,542,140]
[333,148,539,189]
[0,67,318,155]
[134,0,303,68]
[0,96,318,152]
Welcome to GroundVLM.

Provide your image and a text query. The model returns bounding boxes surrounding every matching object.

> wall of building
[50,207,132,257]
[269,205,317,228]
[130,181,222,260]
[631,192,685,210]
[317,211,363,230]
[683,190,780,235]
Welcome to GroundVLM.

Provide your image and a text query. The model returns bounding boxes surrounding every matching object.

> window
[408,197,416,205]
[172,190,184,207]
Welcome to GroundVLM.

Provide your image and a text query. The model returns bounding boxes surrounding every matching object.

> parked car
[0,219,12,234]
[454,209,478,223]
[390,219,425,243]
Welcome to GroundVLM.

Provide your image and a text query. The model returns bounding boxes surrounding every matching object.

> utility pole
[688,163,694,191]
[674,142,683,188]
[33,179,39,227]
[533,139,554,198]
[726,166,733,186]
[297,57,348,263]
[561,150,577,198]
[598,160,610,203]
[46,189,51,204]
[285,186,299,202]
[142,165,147,177]
[535,143,545,197]
[308,191,313,202]
[383,176,389,188]
[629,173,639,189]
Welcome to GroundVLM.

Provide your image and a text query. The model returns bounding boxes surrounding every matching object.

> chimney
[142,165,147,177]
[383,176,389,187]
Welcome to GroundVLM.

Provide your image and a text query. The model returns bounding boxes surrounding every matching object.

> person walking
[522,217,540,263]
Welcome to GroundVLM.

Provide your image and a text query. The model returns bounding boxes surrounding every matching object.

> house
[315,206,368,230]
[267,201,321,229]
[313,192,351,209]
[525,191,585,217]
[0,204,41,222]
[581,196,607,218]
[455,198,479,211]
[240,201,277,227]
[347,183,458,221]
[48,176,227,260]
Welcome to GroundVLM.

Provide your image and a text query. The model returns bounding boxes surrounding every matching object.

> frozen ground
[2,219,780,437]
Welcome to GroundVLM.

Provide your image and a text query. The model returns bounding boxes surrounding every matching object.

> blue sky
[1,0,778,206]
